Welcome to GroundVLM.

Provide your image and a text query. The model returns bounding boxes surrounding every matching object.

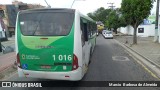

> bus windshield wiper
[32,15,43,35]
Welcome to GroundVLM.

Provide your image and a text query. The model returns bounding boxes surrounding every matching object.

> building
[0,17,6,41]
[0,4,17,39]
[118,17,156,37]
[0,0,45,39]
[118,24,155,37]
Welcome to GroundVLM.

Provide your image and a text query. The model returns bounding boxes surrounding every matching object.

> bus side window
[92,22,96,34]
[80,19,85,46]
[83,23,88,41]
[87,22,92,37]
[80,18,88,41]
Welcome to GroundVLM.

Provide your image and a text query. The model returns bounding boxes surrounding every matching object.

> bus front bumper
[18,67,83,81]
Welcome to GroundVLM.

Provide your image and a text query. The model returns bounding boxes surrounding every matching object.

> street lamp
[71,0,76,8]
[44,0,51,8]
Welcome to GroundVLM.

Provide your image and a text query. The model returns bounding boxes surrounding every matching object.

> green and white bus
[16,8,97,81]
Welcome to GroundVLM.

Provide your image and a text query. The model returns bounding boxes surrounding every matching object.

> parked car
[102,30,113,39]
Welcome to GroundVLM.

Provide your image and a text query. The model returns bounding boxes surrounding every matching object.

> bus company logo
[22,54,25,59]
[35,46,54,49]
[2,82,11,87]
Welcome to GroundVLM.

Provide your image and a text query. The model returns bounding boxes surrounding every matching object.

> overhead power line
[107,3,115,10]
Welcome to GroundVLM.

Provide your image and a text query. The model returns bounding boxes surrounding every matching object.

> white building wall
[137,24,155,37]
[118,24,155,37]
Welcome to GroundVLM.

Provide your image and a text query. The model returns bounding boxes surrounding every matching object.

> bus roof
[19,8,75,13]
[19,8,95,23]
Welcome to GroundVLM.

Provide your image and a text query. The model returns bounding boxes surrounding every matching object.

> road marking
[112,56,130,61]
[135,60,160,80]
[114,39,160,80]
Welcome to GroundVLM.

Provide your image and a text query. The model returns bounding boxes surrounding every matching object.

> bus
[97,22,104,34]
[15,8,97,81]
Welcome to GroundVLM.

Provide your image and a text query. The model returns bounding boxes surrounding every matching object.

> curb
[114,39,160,79]
[122,43,160,70]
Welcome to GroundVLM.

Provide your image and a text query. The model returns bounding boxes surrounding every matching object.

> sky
[1,0,121,15]
[0,0,157,15]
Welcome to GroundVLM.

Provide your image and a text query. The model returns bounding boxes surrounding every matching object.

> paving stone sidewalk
[0,36,16,73]
[0,36,15,56]
[114,34,160,67]
[0,52,16,72]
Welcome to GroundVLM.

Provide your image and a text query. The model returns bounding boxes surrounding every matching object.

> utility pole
[154,0,159,42]
[107,3,115,10]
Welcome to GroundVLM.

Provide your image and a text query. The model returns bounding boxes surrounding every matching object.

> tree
[121,0,154,44]
[87,7,111,23]
[105,11,119,33]
[105,10,127,34]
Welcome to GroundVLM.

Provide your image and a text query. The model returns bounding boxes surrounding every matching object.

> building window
[138,28,144,33]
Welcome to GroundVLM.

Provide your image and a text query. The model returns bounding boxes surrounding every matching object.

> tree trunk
[133,27,137,44]
[115,29,117,34]
[113,28,117,34]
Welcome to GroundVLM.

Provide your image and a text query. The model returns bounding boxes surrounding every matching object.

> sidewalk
[0,36,16,75]
[0,52,16,73]
[0,36,15,56]
[114,34,160,68]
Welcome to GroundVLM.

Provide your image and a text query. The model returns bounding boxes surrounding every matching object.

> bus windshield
[19,12,74,36]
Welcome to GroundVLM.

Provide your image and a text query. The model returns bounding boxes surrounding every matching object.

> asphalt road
[1,35,159,90]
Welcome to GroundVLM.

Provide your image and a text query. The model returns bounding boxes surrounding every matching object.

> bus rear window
[19,12,74,36]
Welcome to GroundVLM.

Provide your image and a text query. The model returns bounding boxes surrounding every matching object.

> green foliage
[119,15,127,27]
[105,10,127,33]
[87,7,111,23]
[105,11,119,30]
[121,0,153,28]
[121,0,154,44]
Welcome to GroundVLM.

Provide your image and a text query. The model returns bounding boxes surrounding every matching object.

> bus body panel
[18,66,82,81]
[90,33,96,53]
[18,36,74,71]
[74,11,87,77]
[16,9,75,72]
[74,10,83,68]
[16,9,96,81]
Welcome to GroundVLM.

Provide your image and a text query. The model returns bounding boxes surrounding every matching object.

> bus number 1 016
[52,55,72,61]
